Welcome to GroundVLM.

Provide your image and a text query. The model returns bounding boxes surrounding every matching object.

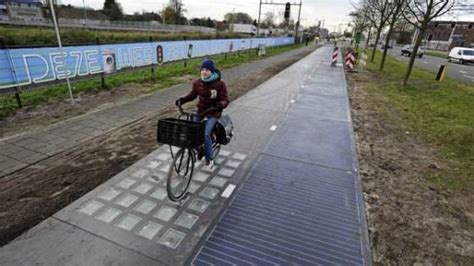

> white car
[448,47,474,64]
[401,44,425,58]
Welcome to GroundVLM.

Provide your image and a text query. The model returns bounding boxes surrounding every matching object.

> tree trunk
[370,25,383,63]
[379,18,396,71]
[365,26,372,49]
[402,27,425,85]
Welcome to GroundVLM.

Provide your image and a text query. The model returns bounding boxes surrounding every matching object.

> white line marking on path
[462,74,474,80]
[422,61,428,64]
[221,184,236,198]
[270,125,278,131]
[290,99,295,103]
[459,70,467,74]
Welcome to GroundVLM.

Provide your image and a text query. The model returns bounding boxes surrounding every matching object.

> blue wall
[0,37,294,90]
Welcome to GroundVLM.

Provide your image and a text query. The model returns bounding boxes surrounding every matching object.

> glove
[175,99,181,106]
[215,103,224,111]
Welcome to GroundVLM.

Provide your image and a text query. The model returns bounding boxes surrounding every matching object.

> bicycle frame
[166,103,221,201]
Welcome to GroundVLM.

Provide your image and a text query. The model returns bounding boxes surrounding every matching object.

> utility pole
[162,4,166,25]
[175,0,179,25]
[230,8,235,32]
[82,0,88,26]
[295,0,302,42]
[257,0,262,37]
[49,0,74,105]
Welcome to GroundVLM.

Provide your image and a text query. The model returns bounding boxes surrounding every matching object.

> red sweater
[179,74,230,118]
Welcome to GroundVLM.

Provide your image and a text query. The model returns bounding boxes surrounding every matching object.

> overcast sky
[59,0,355,29]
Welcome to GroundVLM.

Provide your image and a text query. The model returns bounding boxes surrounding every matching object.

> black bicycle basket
[157,118,205,148]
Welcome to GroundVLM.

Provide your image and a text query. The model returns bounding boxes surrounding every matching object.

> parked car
[381,44,393,49]
[401,44,425,58]
[448,47,474,64]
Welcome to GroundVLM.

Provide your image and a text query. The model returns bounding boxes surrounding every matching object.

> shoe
[197,149,204,161]
[204,160,214,170]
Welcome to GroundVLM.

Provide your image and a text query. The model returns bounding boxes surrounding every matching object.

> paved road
[387,46,474,84]
[0,46,315,178]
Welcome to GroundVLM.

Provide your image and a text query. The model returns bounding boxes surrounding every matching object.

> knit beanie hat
[200,59,215,72]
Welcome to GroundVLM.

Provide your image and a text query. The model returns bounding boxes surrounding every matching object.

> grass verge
[425,50,448,59]
[0,25,242,46]
[360,50,473,194]
[0,43,306,118]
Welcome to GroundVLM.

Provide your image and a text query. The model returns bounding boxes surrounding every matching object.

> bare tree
[349,9,372,49]
[401,0,455,85]
[351,1,379,49]
[379,0,408,70]
[262,12,276,28]
[366,0,393,62]
[364,11,378,49]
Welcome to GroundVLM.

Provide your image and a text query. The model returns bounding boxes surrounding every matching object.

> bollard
[96,37,106,89]
[150,36,155,79]
[435,64,447,81]
[331,47,339,66]
[345,49,356,72]
[357,52,367,71]
[344,48,353,61]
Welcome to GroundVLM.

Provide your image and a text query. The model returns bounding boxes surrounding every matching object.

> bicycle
[157,104,222,201]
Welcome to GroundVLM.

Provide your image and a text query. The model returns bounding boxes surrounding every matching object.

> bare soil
[0,51,313,246]
[0,75,195,139]
[347,72,474,265]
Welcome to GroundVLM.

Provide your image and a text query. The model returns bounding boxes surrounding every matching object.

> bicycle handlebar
[177,102,187,115]
[177,102,217,121]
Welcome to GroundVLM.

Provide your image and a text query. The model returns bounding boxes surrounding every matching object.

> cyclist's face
[200,68,212,78]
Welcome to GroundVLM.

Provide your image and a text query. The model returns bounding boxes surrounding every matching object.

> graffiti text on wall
[0,37,294,90]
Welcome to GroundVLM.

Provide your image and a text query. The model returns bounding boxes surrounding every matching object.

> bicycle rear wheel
[167,148,195,201]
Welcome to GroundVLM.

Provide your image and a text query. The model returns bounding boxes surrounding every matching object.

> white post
[448,24,457,47]
[49,0,75,105]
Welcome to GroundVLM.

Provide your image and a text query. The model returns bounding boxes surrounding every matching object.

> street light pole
[82,0,88,26]
[230,8,235,32]
[49,0,75,105]
[257,0,262,37]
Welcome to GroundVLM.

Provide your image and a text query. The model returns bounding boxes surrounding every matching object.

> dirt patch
[347,71,474,264]
[0,50,313,246]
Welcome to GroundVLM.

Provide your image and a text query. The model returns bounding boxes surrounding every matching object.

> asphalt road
[386,46,474,84]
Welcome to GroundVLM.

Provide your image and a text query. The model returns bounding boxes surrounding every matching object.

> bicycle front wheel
[212,142,221,160]
[167,148,195,201]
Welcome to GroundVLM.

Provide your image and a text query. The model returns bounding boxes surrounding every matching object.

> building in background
[4,0,44,22]
[423,20,474,51]
[0,0,9,21]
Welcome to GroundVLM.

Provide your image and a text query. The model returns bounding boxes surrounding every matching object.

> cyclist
[175,59,229,169]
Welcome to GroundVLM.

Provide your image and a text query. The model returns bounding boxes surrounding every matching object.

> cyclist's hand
[215,103,224,111]
[175,99,181,107]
